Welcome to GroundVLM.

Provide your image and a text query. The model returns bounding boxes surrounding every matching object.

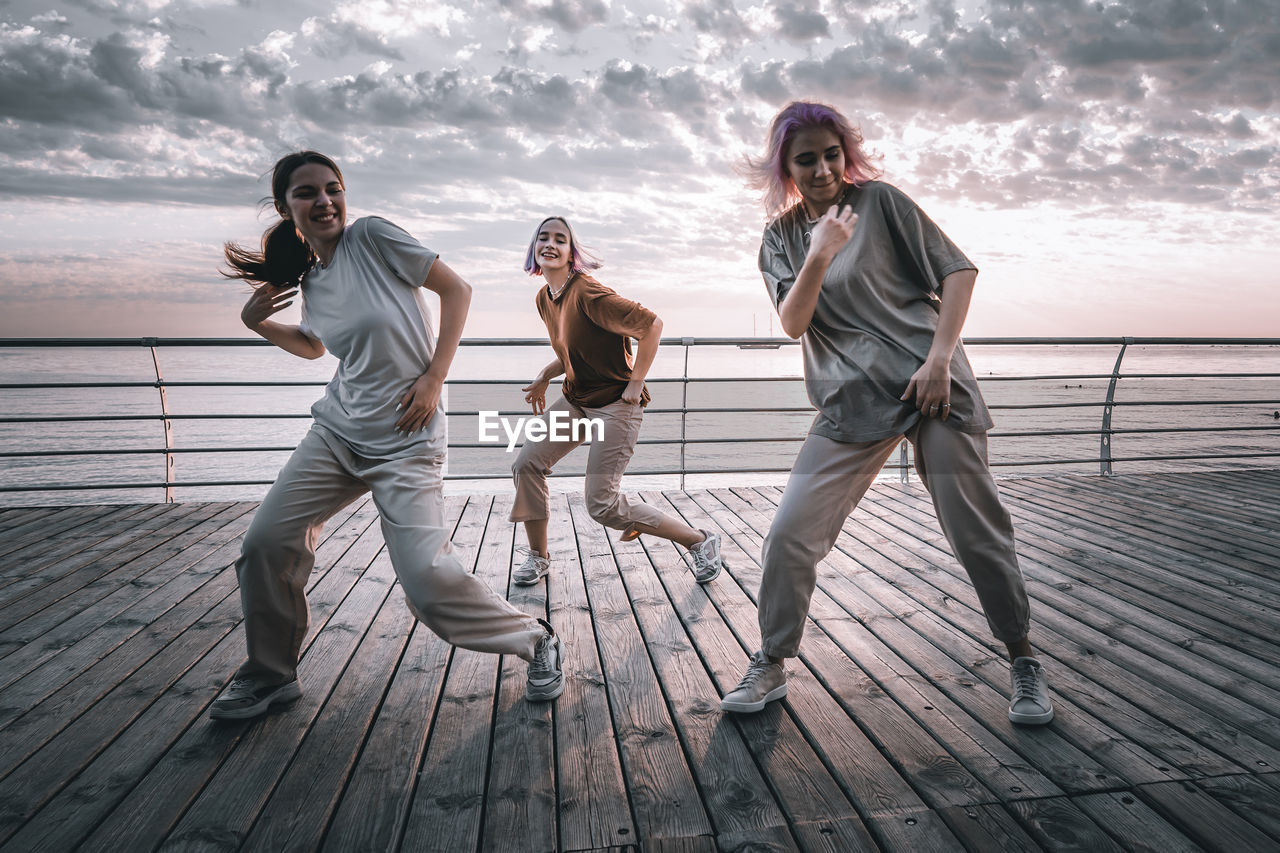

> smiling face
[534,219,573,276]
[279,162,346,257]
[785,125,846,215]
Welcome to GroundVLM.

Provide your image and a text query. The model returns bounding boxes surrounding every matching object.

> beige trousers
[234,425,544,684]
[759,419,1030,658]
[509,396,671,532]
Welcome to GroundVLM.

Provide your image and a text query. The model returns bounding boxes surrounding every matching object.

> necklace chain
[548,271,575,299]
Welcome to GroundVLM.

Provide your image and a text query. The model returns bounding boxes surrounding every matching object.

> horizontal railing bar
[8,451,1280,493]
[4,336,1280,348]
[6,424,1280,459]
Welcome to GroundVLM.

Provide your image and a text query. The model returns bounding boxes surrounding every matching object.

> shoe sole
[694,559,725,584]
[513,570,549,586]
[209,681,303,721]
[1008,706,1055,725]
[525,676,565,701]
[720,682,787,713]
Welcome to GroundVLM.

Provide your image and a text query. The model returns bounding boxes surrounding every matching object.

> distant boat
[739,314,785,349]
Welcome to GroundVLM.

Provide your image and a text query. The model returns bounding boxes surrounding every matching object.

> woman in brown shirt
[508,216,724,586]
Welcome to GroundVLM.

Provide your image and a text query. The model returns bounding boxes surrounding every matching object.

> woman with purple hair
[507,216,724,586]
[719,102,1054,726]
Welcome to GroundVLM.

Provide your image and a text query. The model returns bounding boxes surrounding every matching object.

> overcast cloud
[1,0,1277,337]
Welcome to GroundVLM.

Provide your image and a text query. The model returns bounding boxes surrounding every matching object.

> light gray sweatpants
[759,419,1030,658]
[509,396,672,532]
[234,425,544,684]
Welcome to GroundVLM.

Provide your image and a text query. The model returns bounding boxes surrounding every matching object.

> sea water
[1,342,1277,506]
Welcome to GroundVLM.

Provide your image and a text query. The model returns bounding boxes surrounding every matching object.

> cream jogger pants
[758,419,1030,659]
[508,396,672,532]
[234,425,544,684]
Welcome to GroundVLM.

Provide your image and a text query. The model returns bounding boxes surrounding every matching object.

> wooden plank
[864,808,973,853]
[113,538,399,848]
[610,494,856,848]
[561,495,713,844]
[840,485,1280,773]
[0,503,254,709]
[0,500,372,844]
[537,493,637,852]
[0,504,125,563]
[666,489,1031,812]
[68,497,394,851]
[709,485,1128,794]
[1193,773,1280,840]
[0,501,224,633]
[1136,779,1280,853]
[1071,790,1203,852]
[1000,476,1280,602]
[0,507,58,533]
[398,496,506,853]
[937,803,1047,852]
[1006,796,1125,852]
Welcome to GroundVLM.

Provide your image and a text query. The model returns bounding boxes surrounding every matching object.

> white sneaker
[1008,656,1054,725]
[526,619,564,701]
[513,547,551,586]
[721,651,787,713]
[687,529,725,584]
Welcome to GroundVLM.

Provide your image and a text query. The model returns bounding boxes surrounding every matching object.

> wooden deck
[1,470,1279,852]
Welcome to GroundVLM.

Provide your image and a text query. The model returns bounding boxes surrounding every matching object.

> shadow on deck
[0,470,1278,852]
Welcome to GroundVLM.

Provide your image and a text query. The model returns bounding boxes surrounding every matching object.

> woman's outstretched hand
[523,377,550,415]
[240,284,297,331]
[810,205,858,260]
[902,359,953,420]
[396,373,443,433]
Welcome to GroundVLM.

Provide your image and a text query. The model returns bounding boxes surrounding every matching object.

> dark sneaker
[209,677,302,720]
[1008,656,1054,725]
[526,619,564,701]
[513,547,552,586]
[721,650,787,713]
[687,529,725,584]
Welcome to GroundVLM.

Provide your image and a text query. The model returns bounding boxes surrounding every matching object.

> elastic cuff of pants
[508,513,549,523]
[994,630,1030,646]
[759,645,796,660]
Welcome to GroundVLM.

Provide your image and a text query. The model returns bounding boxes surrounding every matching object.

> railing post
[898,440,909,483]
[680,338,693,491]
[1100,338,1131,477]
[145,338,175,502]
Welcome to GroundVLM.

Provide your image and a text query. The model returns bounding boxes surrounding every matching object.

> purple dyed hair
[523,216,603,276]
[746,101,882,218]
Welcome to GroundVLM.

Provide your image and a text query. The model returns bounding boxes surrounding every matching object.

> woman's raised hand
[240,284,297,331]
[523,377,550,415]
[810,205,858,260]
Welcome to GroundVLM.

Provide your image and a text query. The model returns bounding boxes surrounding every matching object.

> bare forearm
[926,269,977,365]
[777,256,830,338]
[251,320,325,359]
[538,358,565,383]
[629,317,663,382]
[425,279,471,383]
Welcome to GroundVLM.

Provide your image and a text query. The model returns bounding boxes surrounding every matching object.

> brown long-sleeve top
[535,273,658,409]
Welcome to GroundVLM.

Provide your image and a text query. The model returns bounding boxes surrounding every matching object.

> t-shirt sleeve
[363,216,439,288]
[758,225,795,310]
[579,280,657,338]
[884,189,976,293]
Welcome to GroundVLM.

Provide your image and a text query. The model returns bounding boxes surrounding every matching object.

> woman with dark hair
[507,216,724,586]
[214,151,564,720]
[720,103,1053,725]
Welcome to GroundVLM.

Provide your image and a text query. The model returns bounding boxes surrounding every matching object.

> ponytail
[222,219,313,288]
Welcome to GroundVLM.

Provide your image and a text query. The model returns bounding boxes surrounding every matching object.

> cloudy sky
[1,0,1277,339]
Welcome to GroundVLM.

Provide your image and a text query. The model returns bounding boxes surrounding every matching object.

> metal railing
[2,336,1278,502]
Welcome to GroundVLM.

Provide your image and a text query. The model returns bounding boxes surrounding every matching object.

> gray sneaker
[721,651,787,713]
[1008,656,1054,725]
[687,529,724,584]
[513,547,552,586]
[526,619,565,701]
[209,676,302,720]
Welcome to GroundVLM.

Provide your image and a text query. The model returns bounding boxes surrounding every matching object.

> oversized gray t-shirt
[298,216,446,458]
[760,181,992,443]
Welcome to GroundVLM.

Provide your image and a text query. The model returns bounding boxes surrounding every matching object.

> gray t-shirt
[760,181,992,443]
[298,216,445,458]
